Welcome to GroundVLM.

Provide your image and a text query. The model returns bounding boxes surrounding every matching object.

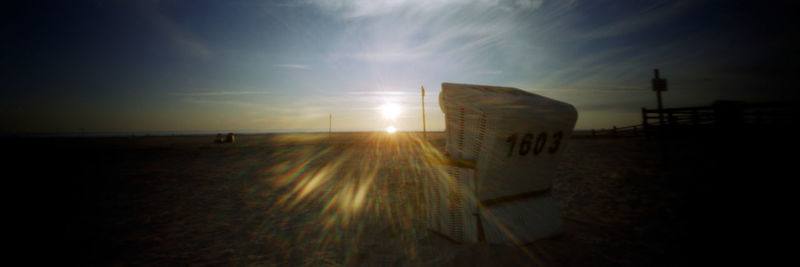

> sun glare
[386,126,397,133]
[379,103,401,120]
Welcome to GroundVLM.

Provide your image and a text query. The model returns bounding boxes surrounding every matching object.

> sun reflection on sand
[251,132,467,263]
[242,131,551,265]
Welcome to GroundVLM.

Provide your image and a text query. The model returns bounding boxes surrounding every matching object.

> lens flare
[379,103,401,120]
[253,132,523,265]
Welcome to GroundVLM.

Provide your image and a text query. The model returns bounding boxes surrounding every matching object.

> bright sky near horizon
[2,0,798,133]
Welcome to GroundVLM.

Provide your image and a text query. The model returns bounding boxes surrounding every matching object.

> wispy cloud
[181,98,257,108]
[573,1,694,40]
[346,91,406,96]
[303,0,544,18]
[475,70,503,75]
[274,64,311,70]
[301,0,563,69]
[170,91,273,96]
[137,2,213,59]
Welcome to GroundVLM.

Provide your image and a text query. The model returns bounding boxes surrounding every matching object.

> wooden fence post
[641,108,649,139]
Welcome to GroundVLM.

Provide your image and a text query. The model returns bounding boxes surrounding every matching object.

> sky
[2,0,798,133]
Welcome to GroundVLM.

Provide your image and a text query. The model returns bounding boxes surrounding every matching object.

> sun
[379,103,401,120]
[386,126,397,134]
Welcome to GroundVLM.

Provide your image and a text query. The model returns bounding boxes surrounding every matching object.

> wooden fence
[641,101,797,138]
[588,125,643,138]
[587,101,798,138]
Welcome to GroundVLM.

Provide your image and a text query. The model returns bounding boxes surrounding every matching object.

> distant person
[226,133,235,143]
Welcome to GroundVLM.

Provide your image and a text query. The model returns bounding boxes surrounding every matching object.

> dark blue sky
[2,0,798,133]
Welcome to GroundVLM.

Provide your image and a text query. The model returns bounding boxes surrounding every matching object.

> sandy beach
[7,131,792,266]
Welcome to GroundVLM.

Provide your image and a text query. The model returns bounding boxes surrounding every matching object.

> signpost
[651,69,669,165]
[422,86,427,138]
[652,69,668,126]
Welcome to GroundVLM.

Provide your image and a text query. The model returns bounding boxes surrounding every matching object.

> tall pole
[651,69,669,167]
[653,69,666,127]
[421,86,427,138]
[329,113,332,138]
[657,91,664,128]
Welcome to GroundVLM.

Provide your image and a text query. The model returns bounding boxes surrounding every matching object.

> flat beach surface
[7,131,788,266]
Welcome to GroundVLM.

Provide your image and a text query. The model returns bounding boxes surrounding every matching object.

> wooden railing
[642,106,716,127]
[589,124,643,137]
[641,101,798,138]
[586,101,798,138]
